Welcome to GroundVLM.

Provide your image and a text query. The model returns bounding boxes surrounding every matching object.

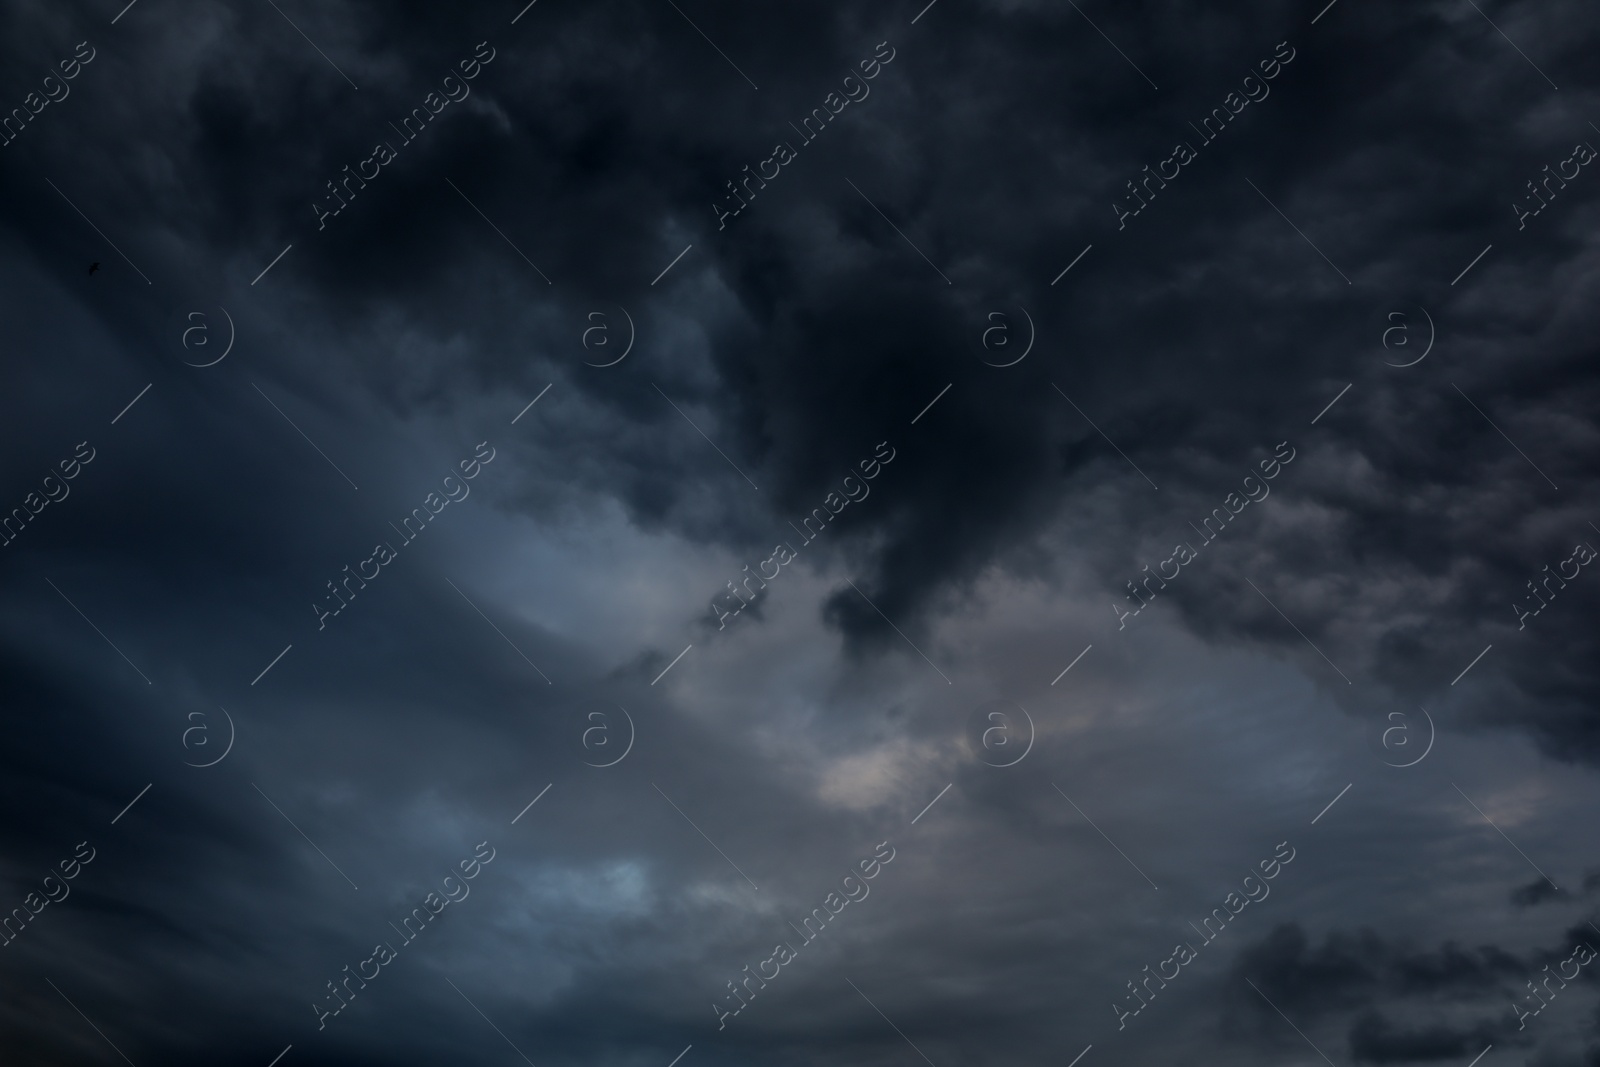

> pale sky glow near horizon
[1,1,1598,1066]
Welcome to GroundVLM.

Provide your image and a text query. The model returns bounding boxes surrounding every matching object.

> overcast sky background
[0,0,1598,1065]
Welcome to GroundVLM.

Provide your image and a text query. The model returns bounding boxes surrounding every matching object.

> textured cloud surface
[0,1,1597,1065]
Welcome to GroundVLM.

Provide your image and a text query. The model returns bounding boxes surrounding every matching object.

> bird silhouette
[88,262,100,275]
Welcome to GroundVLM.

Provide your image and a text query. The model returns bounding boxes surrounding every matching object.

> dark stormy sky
[1,0,1598,1065]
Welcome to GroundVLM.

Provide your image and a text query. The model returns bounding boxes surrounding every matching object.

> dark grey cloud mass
[0,0,1598,1065]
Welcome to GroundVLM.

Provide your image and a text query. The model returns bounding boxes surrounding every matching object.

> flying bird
[88,262,100,275]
